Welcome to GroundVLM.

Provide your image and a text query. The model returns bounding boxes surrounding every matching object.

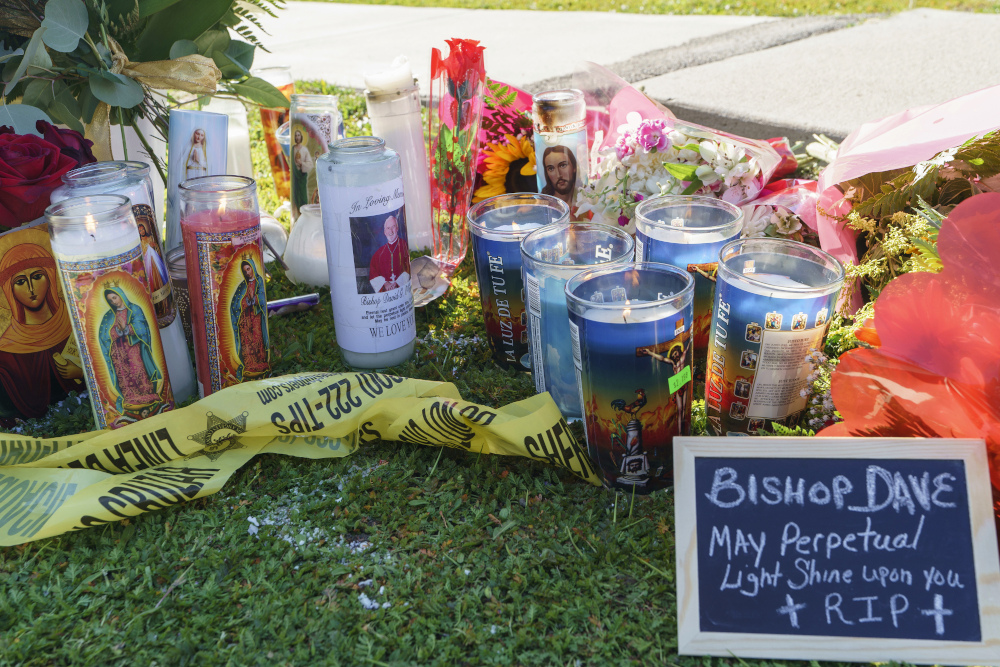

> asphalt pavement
[253,4,1000,142]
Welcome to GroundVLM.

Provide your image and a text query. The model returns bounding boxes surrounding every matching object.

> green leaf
[224,40,254,72]
[0,49,24,66]
[217,8,240,27]
[46,97,84,134]
[212,52,245,80]
[21,79,55,109]
[662,161,700,182]
[133,0,233,61]
[968,157,985,166]
[169,39,198,59]
[680,178,704,196]
[0,103,52,135]
[4,28,47,96]
[675,142,702,153]
[137,0,183,18]
[194,29,230,56]
[229,77,288,108]
[77,85,99,123]
[40,0,89,53]
[89,71,145,108]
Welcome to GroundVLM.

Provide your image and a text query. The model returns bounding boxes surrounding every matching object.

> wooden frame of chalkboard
[674,436,1000,665]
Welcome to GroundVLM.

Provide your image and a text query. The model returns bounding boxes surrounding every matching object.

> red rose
[36,120,96,167]
[0,131,78,228]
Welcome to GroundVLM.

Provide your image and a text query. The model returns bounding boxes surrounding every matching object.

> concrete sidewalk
[254,3,1000,142]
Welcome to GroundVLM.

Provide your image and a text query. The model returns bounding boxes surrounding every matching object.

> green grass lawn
[306,0,999,16]
[0,85,857,666]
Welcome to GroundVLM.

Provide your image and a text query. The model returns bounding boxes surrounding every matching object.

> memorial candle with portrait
[46,196,175,430]
[532,90,589,221]
[179,176,270,397]
[704,238,844,436]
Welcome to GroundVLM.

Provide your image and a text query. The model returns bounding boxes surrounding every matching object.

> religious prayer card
[673,436,1000,665]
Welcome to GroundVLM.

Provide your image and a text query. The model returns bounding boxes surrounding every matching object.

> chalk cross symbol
[778,594,807,629]
[920,594,953,635]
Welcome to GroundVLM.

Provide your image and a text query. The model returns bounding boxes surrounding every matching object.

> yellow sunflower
[473,134,537,202]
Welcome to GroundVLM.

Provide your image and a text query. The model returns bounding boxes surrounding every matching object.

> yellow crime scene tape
[0,372,599,547]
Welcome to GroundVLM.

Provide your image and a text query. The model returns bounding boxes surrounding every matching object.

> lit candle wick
[84,214,97,239]
[217,199,228,218]
[623,299,630,324]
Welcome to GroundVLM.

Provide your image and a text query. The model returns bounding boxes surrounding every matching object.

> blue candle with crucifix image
[566,263,694,492]
[705,238,844,436]
[521,223,633,420]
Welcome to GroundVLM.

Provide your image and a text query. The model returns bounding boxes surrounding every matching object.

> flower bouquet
[740,178,820,246]
[573,67,780,235]
[472,78,536,203]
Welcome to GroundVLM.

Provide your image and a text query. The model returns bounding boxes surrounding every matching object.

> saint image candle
[252,66,295,202]
[520,223,634,420]
[46,195,175,429]
[705,238,844,436]
[532,89,589,220]
[291,94,344,221]
[179,176,270,397]
[317,137,416,369]
[468,193,569,372]
[165,110,228,250]
[365,57,433,252]
[634,195,743,378]
[566,262,694,492]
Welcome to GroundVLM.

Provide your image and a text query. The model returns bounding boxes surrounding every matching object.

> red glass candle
[179,176,270,397]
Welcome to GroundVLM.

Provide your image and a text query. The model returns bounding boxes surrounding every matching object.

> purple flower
[636,119,670,152]
[618,214,629,227]
[633,192,644,202]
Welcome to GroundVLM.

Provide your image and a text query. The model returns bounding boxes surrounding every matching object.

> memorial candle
[179,176,269,397]
[566,263,694,492]
[46,195,175,429]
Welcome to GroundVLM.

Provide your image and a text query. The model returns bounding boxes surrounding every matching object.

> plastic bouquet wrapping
[472,78,536,203]
[427,38,487,274]
[819,193,1000,508]
[572,65,781,234]
[740,178,820,246]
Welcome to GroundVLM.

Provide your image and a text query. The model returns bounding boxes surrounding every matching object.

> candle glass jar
[705,238,844,436]
[283,204,329,287]
[566,262,695,492]
[202,96,254,178]
[521,222,634,420]
[180,176,269,397]
[317,137,416,368]
[290,94,344,221]
[365,61,433,252]
[166,246,192,343]
[635,195,743,379]
[532,89,589,220]
[46,194,175,429]
[52,161,177,327]
[468,193,569,372]
[251,66,295,201]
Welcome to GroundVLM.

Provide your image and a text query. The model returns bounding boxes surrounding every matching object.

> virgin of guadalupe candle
[521,223,634,420]
[566,263,694,492]
[532,89,589,220]
[468,193,569,372]
[179,176,270,397]
[46,195,175,429]
[365,56,433,251]
[705,238,844,436]
[634,195,743,377]
[317,137,416,369]
[291,94,344,221]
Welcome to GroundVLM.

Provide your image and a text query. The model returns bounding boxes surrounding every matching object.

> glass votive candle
[468,193,569,372]
[166,246,192,343]
[283,204,329,287]
[521,222,634,420]
[46,195,175,429]
[179,176,269,397]
[706,238,844,436]
[634,195,743,378]
[566,262,695,492]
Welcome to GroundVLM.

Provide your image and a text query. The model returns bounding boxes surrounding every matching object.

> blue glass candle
[468,194,569,372]
[705,238,844,436]
[634,195,743,369]
[566,263,694,492]
[521,223,633,420]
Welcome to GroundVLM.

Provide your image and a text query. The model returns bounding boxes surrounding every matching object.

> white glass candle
[283,204,329,287]
[46,195,176,429]
[365,56,433,252]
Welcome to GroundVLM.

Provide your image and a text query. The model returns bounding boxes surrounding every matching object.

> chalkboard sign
[674,437,1000,665]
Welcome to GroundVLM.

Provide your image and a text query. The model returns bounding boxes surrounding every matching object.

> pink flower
[636,119,670,152]
[633,193,644,202]
[615,132,634,161]
[618,214,629,226]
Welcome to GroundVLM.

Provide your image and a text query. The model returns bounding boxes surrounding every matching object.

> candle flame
[217,198,228,218]
[84,214,97,236]
[623,299,631,323]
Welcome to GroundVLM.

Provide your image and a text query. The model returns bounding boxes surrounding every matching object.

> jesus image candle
[46,195,175,429]
[179,176,270,397]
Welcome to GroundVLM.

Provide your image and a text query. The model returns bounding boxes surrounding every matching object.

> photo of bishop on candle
[0,226,83,422]
[87,273,173,426]
[351,207,410,294]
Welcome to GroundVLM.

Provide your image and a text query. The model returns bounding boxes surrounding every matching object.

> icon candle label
[569,308,692,491]
[705,279,834,436]
[194,227,271,393]
[471,233,529,371]
[58,247,174,429]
